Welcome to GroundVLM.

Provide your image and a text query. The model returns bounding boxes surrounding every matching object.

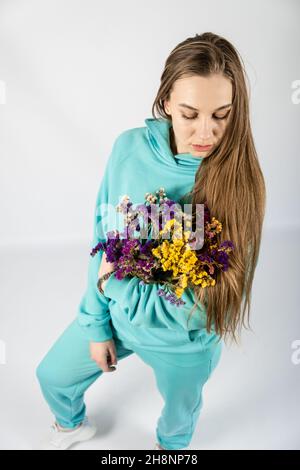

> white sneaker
[154,443,188,451]
[37,416,97,450]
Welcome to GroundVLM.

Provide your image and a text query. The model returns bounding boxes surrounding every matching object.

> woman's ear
[164,99,170,116]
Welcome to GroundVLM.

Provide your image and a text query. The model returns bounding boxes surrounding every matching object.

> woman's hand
[90,339,117,372]
[98,253,115,290]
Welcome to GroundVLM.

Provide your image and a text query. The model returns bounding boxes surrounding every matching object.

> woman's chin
[191,150,209,158]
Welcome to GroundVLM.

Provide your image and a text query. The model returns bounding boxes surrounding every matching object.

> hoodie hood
[144,117,203,172]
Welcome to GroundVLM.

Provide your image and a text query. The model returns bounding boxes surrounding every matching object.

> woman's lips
[192,144,212,151]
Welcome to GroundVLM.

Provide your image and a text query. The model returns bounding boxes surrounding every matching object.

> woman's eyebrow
[178,103,232,112]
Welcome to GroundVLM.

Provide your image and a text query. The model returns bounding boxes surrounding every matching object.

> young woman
[36,32,266,450]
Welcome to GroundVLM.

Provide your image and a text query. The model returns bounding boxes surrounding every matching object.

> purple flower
[157,288,166,297]
[220,240,235,250]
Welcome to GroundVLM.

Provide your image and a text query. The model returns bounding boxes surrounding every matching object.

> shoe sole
[56,425,97,450]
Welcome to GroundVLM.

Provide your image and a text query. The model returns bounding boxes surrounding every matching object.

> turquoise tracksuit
[36,117,223,450]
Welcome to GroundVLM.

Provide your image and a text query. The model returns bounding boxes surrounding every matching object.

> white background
[0,0,299,450]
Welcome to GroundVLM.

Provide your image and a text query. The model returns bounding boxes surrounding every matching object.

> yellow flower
[179,274,188,289]
[175,286,184,298]
[162,260,172,270]
[160,218,175,233]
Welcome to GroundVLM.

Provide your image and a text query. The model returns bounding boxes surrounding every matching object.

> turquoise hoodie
[77,117,218,347]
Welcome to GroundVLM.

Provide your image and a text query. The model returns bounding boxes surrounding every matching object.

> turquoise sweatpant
[36,315,222,450]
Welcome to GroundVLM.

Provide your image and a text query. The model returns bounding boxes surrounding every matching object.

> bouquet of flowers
[91,187,234,306]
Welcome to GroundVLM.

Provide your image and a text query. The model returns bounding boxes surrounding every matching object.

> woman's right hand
[90,339,118,372]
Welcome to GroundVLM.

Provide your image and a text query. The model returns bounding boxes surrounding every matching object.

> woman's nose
[194,119,214,142]
[194,128,213,143]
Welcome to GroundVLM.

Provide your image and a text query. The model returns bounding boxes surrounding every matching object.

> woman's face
[164,73,233,158]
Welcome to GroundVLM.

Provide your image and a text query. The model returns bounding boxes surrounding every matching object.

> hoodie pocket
[187,329,203,343]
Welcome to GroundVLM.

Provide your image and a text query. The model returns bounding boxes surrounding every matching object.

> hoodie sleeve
[103,273,206,331]
[76,134,122,342]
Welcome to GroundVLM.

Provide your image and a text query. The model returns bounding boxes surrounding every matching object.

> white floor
[0,227,299,450]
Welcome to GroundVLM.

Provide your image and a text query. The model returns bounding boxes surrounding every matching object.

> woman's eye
[213,112,230,120]
[182,112,230,121]
[182,114,197,120]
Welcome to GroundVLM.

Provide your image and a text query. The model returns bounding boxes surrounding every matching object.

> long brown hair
[151,32,266,346]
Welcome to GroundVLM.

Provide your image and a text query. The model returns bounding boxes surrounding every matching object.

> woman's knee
[35,319,87,388]
[36,358,49,385]
[36,356,55,386]
[35,356,71,388]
